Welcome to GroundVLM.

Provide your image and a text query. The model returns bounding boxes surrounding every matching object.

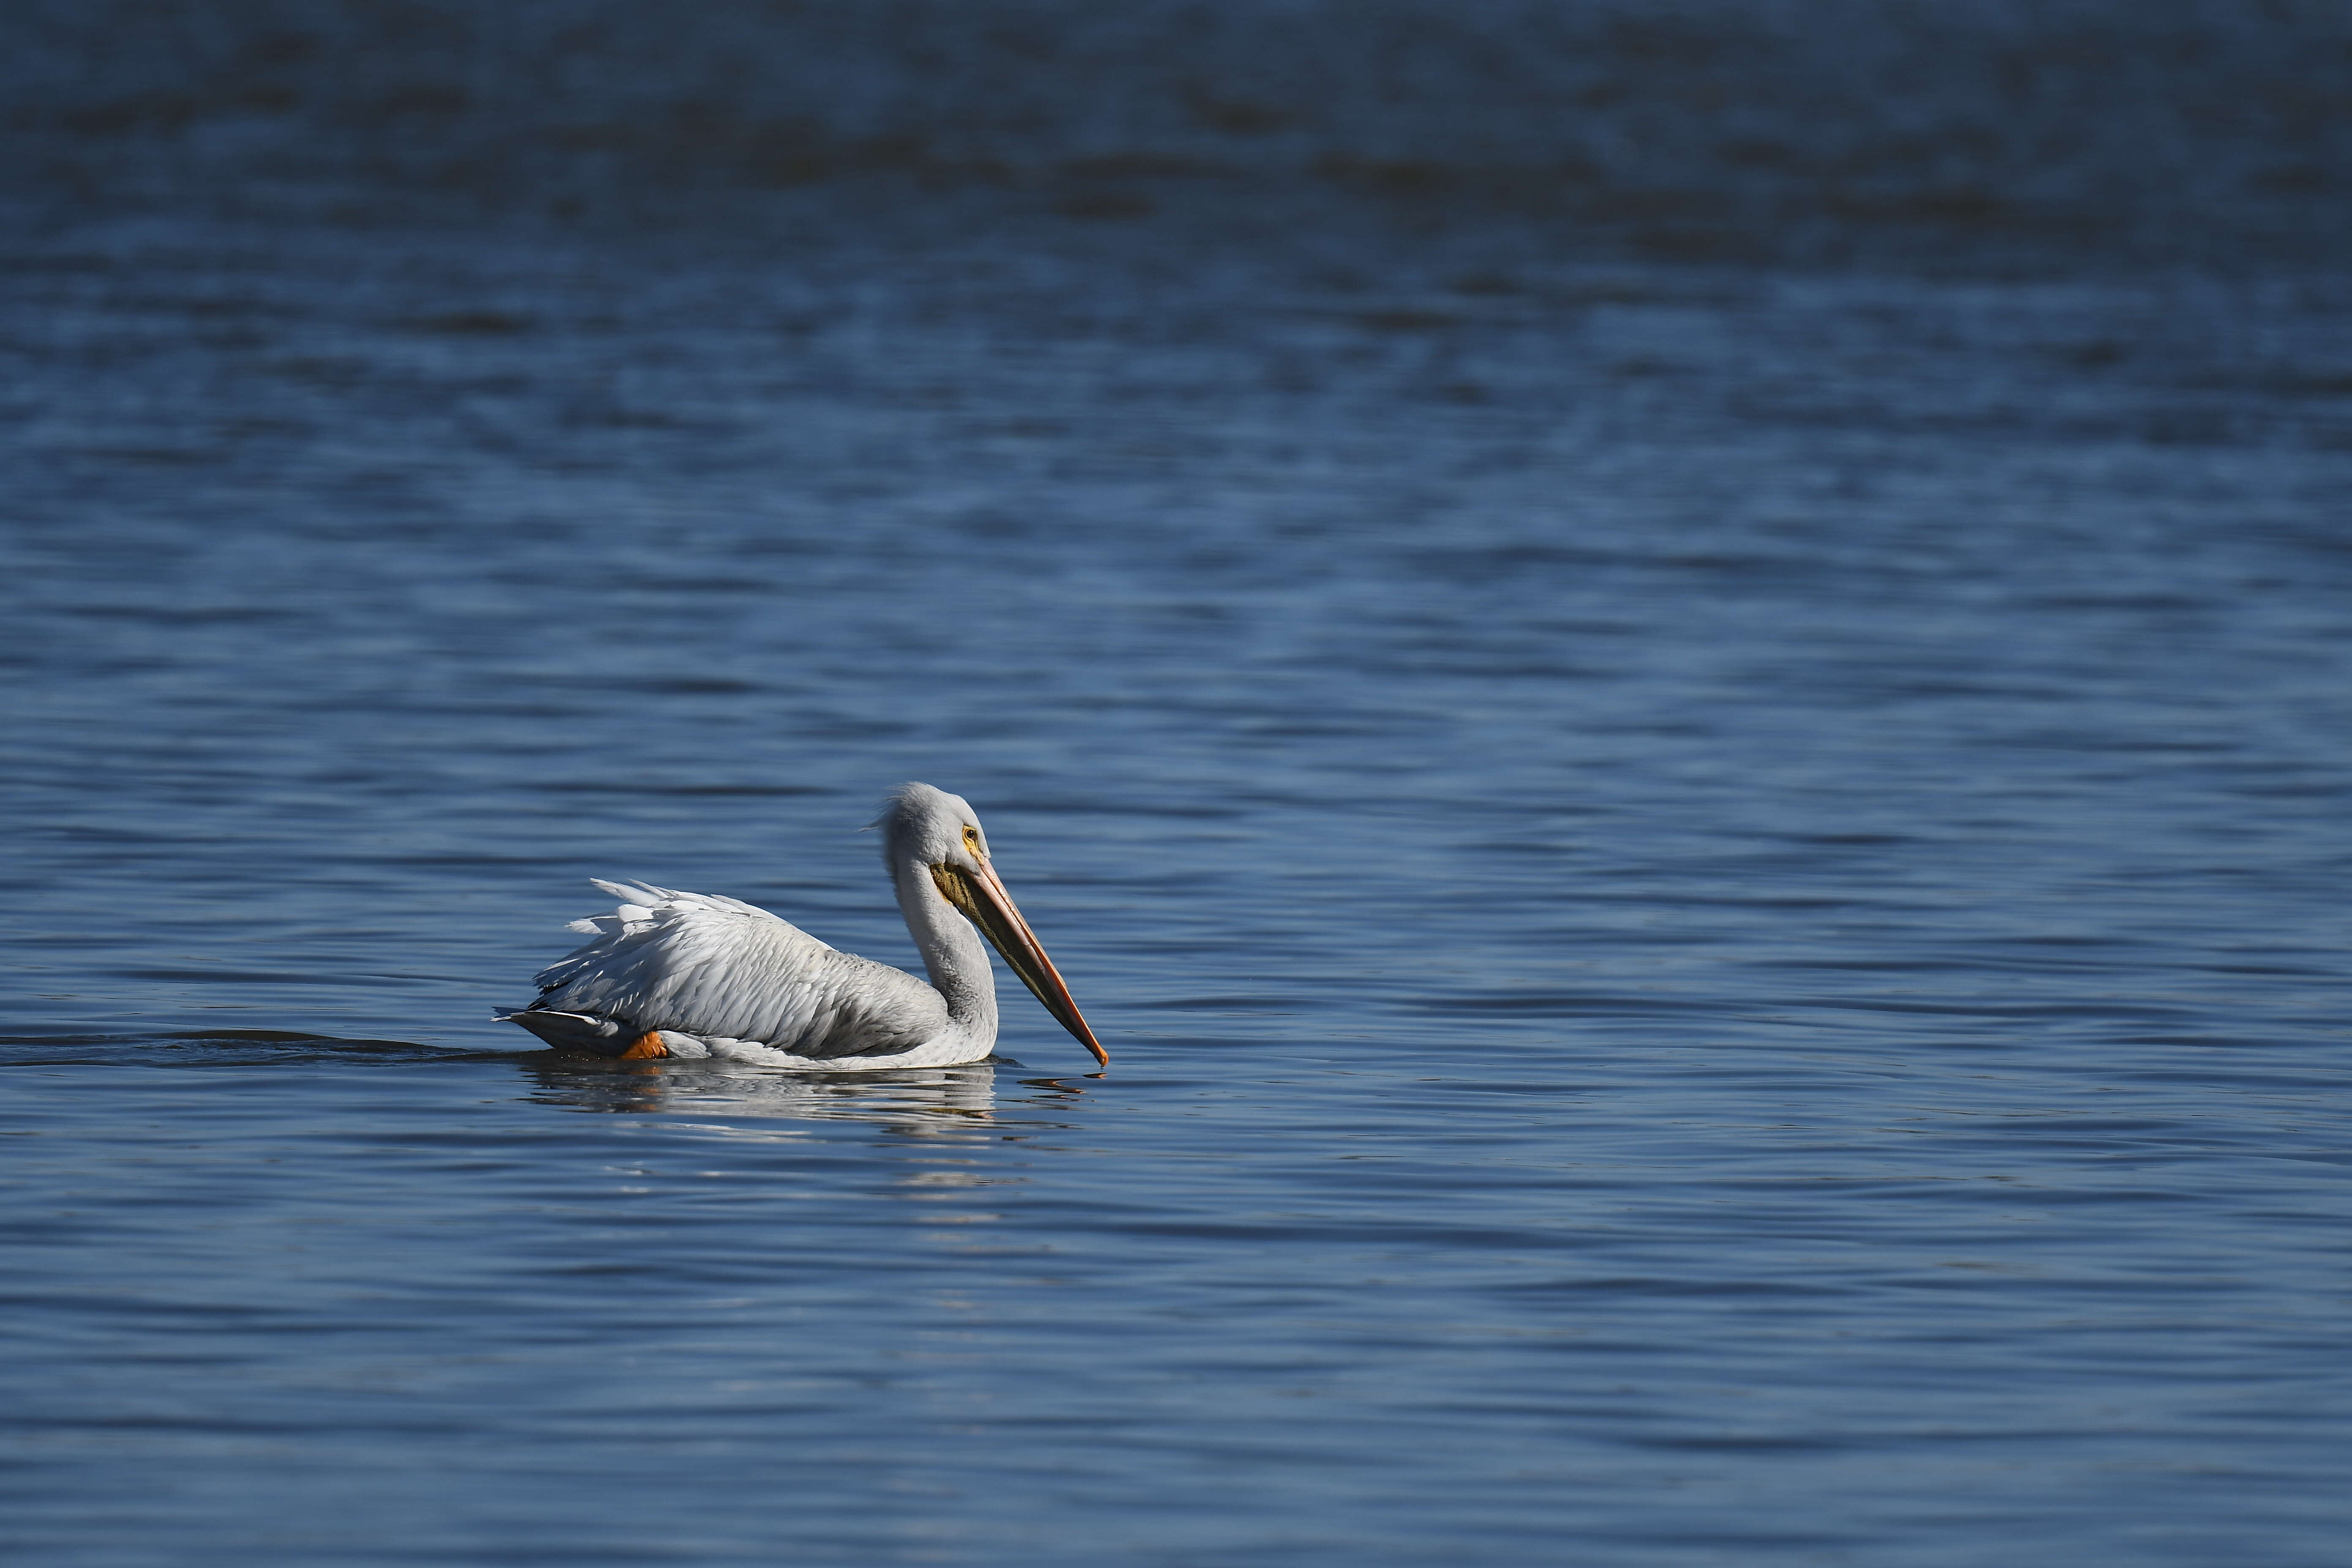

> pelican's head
[877,783,1108,1067]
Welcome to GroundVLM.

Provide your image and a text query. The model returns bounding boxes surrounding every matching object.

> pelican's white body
[501,785,1013,1070]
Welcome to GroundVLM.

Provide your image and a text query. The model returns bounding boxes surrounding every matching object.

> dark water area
[10,0,2352,271]
[5,3,2352,1564]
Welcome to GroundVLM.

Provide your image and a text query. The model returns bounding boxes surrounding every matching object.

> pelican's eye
[962,824,983,856]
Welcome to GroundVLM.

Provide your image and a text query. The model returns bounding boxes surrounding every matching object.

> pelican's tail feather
[498,1007,634,1053]
[497,1009,719,1058]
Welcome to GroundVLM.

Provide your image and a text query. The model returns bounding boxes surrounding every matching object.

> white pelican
[497,783,1107,1071]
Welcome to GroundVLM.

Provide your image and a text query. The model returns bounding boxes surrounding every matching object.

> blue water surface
[5,5,2352,1561]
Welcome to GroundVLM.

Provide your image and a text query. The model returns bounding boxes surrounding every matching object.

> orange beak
[930,858,1109,1068]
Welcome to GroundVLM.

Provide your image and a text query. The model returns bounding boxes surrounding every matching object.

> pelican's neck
[892,855,999,1041]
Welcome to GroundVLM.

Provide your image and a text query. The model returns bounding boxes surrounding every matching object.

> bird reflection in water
[517,1054,1001,1128]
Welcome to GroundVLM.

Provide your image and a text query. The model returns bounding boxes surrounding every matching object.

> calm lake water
[6,4,2352,1563]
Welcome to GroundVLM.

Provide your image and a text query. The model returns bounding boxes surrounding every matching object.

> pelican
[497,783,1107,1071]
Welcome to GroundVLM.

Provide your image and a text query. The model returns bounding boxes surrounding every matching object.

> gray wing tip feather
[501,1007,633,1053]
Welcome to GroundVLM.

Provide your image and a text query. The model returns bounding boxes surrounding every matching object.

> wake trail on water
[0,1031,514,1067]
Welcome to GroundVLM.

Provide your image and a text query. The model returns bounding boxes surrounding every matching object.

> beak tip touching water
[933,858,1109,1069]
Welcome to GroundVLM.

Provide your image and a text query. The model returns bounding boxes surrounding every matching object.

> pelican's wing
[531,881,947,1059]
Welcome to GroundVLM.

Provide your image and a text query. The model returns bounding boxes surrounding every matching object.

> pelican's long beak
[930,858,1108,1067]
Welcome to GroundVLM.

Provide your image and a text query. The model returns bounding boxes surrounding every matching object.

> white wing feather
[530,881,947,1059]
